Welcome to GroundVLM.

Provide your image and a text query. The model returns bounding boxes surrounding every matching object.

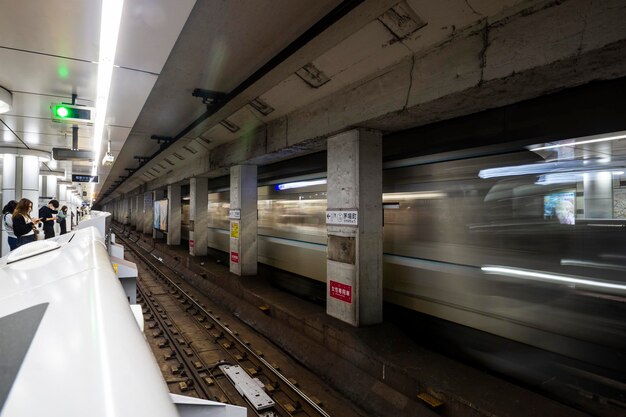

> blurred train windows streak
[180,133,626,409]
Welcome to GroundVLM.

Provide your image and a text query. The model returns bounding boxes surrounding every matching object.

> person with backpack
[2,200,19,251]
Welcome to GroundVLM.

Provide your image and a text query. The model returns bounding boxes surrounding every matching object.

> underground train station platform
[113,223,598,417]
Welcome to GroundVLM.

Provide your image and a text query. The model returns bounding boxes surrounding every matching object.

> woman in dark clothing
[12,198,41,247]
[57,205,68,235]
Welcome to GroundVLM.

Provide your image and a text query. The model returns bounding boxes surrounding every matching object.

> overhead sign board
[71,174,99,183]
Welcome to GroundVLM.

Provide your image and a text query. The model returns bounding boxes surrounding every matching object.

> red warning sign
[189,239,195,248]
[329,280,352,303]
[230,251,239,263]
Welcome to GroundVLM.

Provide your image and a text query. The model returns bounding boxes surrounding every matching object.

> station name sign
[71,174,99,183]
[326,210,358,226]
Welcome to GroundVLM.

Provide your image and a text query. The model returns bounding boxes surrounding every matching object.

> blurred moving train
[180,136,626,411]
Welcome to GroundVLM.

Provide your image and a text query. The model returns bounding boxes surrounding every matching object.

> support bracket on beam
[150,135,175,151]
[134,156,150,164]
[192,88,226,106]
[150,135,174,145]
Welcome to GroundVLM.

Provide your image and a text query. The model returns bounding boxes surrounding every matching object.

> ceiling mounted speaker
[0,86,12,114]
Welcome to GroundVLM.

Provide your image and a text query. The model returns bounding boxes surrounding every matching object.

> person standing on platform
[2,200,19,251]
[12,198,41,247]
[57,205,68,235]
[39,199,59,239]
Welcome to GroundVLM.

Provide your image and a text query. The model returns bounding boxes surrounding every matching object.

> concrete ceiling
[3,0,625,205]
[100,0,530,202]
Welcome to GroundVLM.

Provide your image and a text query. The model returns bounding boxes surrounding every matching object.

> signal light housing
[51,103,95,124]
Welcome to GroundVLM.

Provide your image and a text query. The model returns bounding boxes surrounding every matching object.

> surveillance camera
[102,152,115,167]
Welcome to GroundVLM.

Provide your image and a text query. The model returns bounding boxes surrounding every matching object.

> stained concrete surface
[129,230,592,417]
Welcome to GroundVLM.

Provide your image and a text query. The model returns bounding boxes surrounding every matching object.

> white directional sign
[229,209,241,220]
[326,210,358,226]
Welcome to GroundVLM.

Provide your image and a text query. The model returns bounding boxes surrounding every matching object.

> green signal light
[56,106,69,118]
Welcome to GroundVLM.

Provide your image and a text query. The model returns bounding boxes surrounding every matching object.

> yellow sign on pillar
[230,221,239,239]
[112,263,118,276]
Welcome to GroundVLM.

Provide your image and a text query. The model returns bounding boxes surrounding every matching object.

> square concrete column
[124,198,130,225]
[189,177,208,256]
[584,172,613,219]
[1,154,39,255]
[152,190,165,239]
[130,196,137,228]
[143,192,153,235]
[229,165,257,276]
[136,195,144,233]
[167,184,181,246]
[326,129,382,327]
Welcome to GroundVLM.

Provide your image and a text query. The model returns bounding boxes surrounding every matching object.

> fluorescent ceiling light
[0,86,12,114]
[530,132,626,151]
[482,266,626,293]
[92,0,124,176]
[276,179,326,190]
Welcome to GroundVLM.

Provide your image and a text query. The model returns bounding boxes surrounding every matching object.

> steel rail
[115,227,331,417]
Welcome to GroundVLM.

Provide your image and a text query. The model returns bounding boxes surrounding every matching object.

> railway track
[113,225,333,417]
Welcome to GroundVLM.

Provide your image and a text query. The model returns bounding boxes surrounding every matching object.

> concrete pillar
[125,198,131,225]
[65,188,74,226]
[229,165,257,276]
[57,183,68,233]
[131,195,139,228]
[152,189,165,239]
[58,183,67,203]
[136,195,144,233]
[128,196,134,227]
[189,177,208,256]
[584,171,613,219]
[167,184,181,246]
[2,155,16,256]
[21,155,40,206]
[326,129,382,326]
[47,176,58,199]
[2,154,17,205]
[39,175,57,199]
[143,192,153,235]
[38,175,58,212]
[1,154,41,255]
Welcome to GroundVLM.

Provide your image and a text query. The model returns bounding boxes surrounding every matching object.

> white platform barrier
[111,256,138,304]
[110,242,124,259]
[130,304,144,332]
[169,394,246,417]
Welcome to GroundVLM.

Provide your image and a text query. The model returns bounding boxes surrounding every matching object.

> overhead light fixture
[530,131,626,151]
[91,0,124,176]
[0,86,12,114]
